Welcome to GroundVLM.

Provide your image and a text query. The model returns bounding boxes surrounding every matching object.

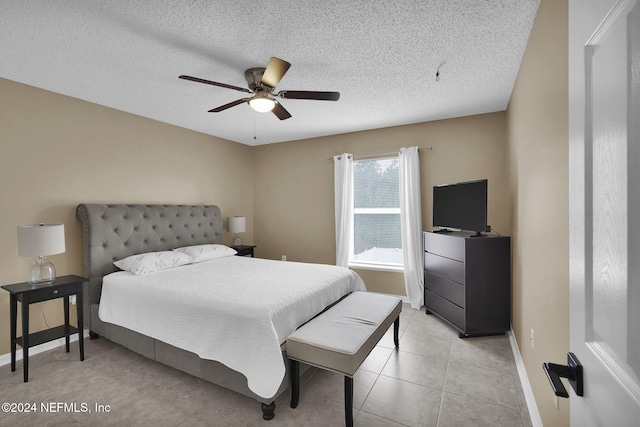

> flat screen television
[433,179,488,235]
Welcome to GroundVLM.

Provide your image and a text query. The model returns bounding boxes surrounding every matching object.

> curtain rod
[327,146,433,160]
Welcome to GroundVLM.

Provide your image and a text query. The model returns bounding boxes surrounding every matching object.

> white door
[569,0,640,425]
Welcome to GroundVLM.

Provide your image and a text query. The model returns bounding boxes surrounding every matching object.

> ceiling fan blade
[179,75,251,94]
[277,90,340,101]
[208,98,250,112]
[260,57,291,88]
[271,101,292,120]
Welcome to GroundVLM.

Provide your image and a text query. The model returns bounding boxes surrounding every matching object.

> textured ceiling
[0,0,540,146]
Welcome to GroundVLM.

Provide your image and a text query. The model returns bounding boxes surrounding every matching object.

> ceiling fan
[179,57,340,120]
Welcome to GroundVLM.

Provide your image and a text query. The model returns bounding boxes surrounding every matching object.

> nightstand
[231,245,256,257]
[1,274,86,382]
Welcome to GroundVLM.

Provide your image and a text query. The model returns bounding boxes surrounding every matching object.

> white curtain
[334,153,354,267]
[399,146,424,309]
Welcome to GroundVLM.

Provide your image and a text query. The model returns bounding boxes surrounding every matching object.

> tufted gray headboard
[76,204,223,322]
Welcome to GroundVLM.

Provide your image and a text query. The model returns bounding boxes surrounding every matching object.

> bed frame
[76,203,287,419]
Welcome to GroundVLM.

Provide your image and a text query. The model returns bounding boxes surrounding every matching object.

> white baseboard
[508,327,543,427]
[0,329,90,368]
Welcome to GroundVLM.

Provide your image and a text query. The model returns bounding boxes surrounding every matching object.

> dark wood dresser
[423,231,511,337]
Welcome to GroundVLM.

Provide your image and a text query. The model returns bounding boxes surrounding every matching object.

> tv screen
[433,179,488,234]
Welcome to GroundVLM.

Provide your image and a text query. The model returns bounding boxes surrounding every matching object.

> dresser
[423,231,511,337]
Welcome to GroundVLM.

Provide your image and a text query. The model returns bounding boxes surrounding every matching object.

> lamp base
[28,256,56,285]
[232,234,242,246]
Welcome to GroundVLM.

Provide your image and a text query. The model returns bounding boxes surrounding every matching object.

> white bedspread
[98,256,366,399]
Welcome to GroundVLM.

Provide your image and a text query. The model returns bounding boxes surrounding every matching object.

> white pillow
[113,251,194,275]
[173,244,237,263]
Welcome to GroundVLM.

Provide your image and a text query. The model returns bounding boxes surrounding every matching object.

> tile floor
[0,304,533,426]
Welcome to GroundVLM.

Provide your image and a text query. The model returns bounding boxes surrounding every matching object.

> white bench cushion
[286,291,402,376]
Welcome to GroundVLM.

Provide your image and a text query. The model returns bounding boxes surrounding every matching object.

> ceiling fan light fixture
[249,93,276,113]
[180,57,339,120]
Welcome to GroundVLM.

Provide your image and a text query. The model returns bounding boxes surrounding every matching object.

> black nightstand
[231,245,256,257]
[1,274,86,382]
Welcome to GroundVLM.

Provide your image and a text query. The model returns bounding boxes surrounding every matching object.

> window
[351,157,403,269]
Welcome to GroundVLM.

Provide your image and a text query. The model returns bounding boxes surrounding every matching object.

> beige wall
[506,0,569,426]
[0,78,254,356]
[252,112,510,295]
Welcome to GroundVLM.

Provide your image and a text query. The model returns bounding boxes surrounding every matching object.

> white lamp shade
[249,96,276,113]
[228,216,246,234]
[17,224,66,257]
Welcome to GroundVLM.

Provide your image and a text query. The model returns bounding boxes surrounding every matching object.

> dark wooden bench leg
[290,359,300,408]
[394,316,400,347]
[345,376,354,427]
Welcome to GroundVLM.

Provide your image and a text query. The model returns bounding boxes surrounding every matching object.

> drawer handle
[52,289,58,295]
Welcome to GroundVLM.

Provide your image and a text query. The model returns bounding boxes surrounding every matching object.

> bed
[76,203,366,419]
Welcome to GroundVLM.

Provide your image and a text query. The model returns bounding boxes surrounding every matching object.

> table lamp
[228,216,246,246]
[17,223,66,284]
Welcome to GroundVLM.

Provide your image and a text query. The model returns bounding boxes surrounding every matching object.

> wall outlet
[281,255,286,261]
[530,328,535,350]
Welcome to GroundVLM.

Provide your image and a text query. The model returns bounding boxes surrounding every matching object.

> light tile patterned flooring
[0,303,533,426]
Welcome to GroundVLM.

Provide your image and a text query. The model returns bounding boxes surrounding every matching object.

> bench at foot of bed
[286,291,402,427]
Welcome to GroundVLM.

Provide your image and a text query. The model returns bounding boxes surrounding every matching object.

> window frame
[348,156,403,272]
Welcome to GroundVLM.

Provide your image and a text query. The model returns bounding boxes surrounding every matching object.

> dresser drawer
[27,283,77,304]
[425,289,465,331]
[424,232,465,261]
[424,270,465,308]
[424,252,465,284]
